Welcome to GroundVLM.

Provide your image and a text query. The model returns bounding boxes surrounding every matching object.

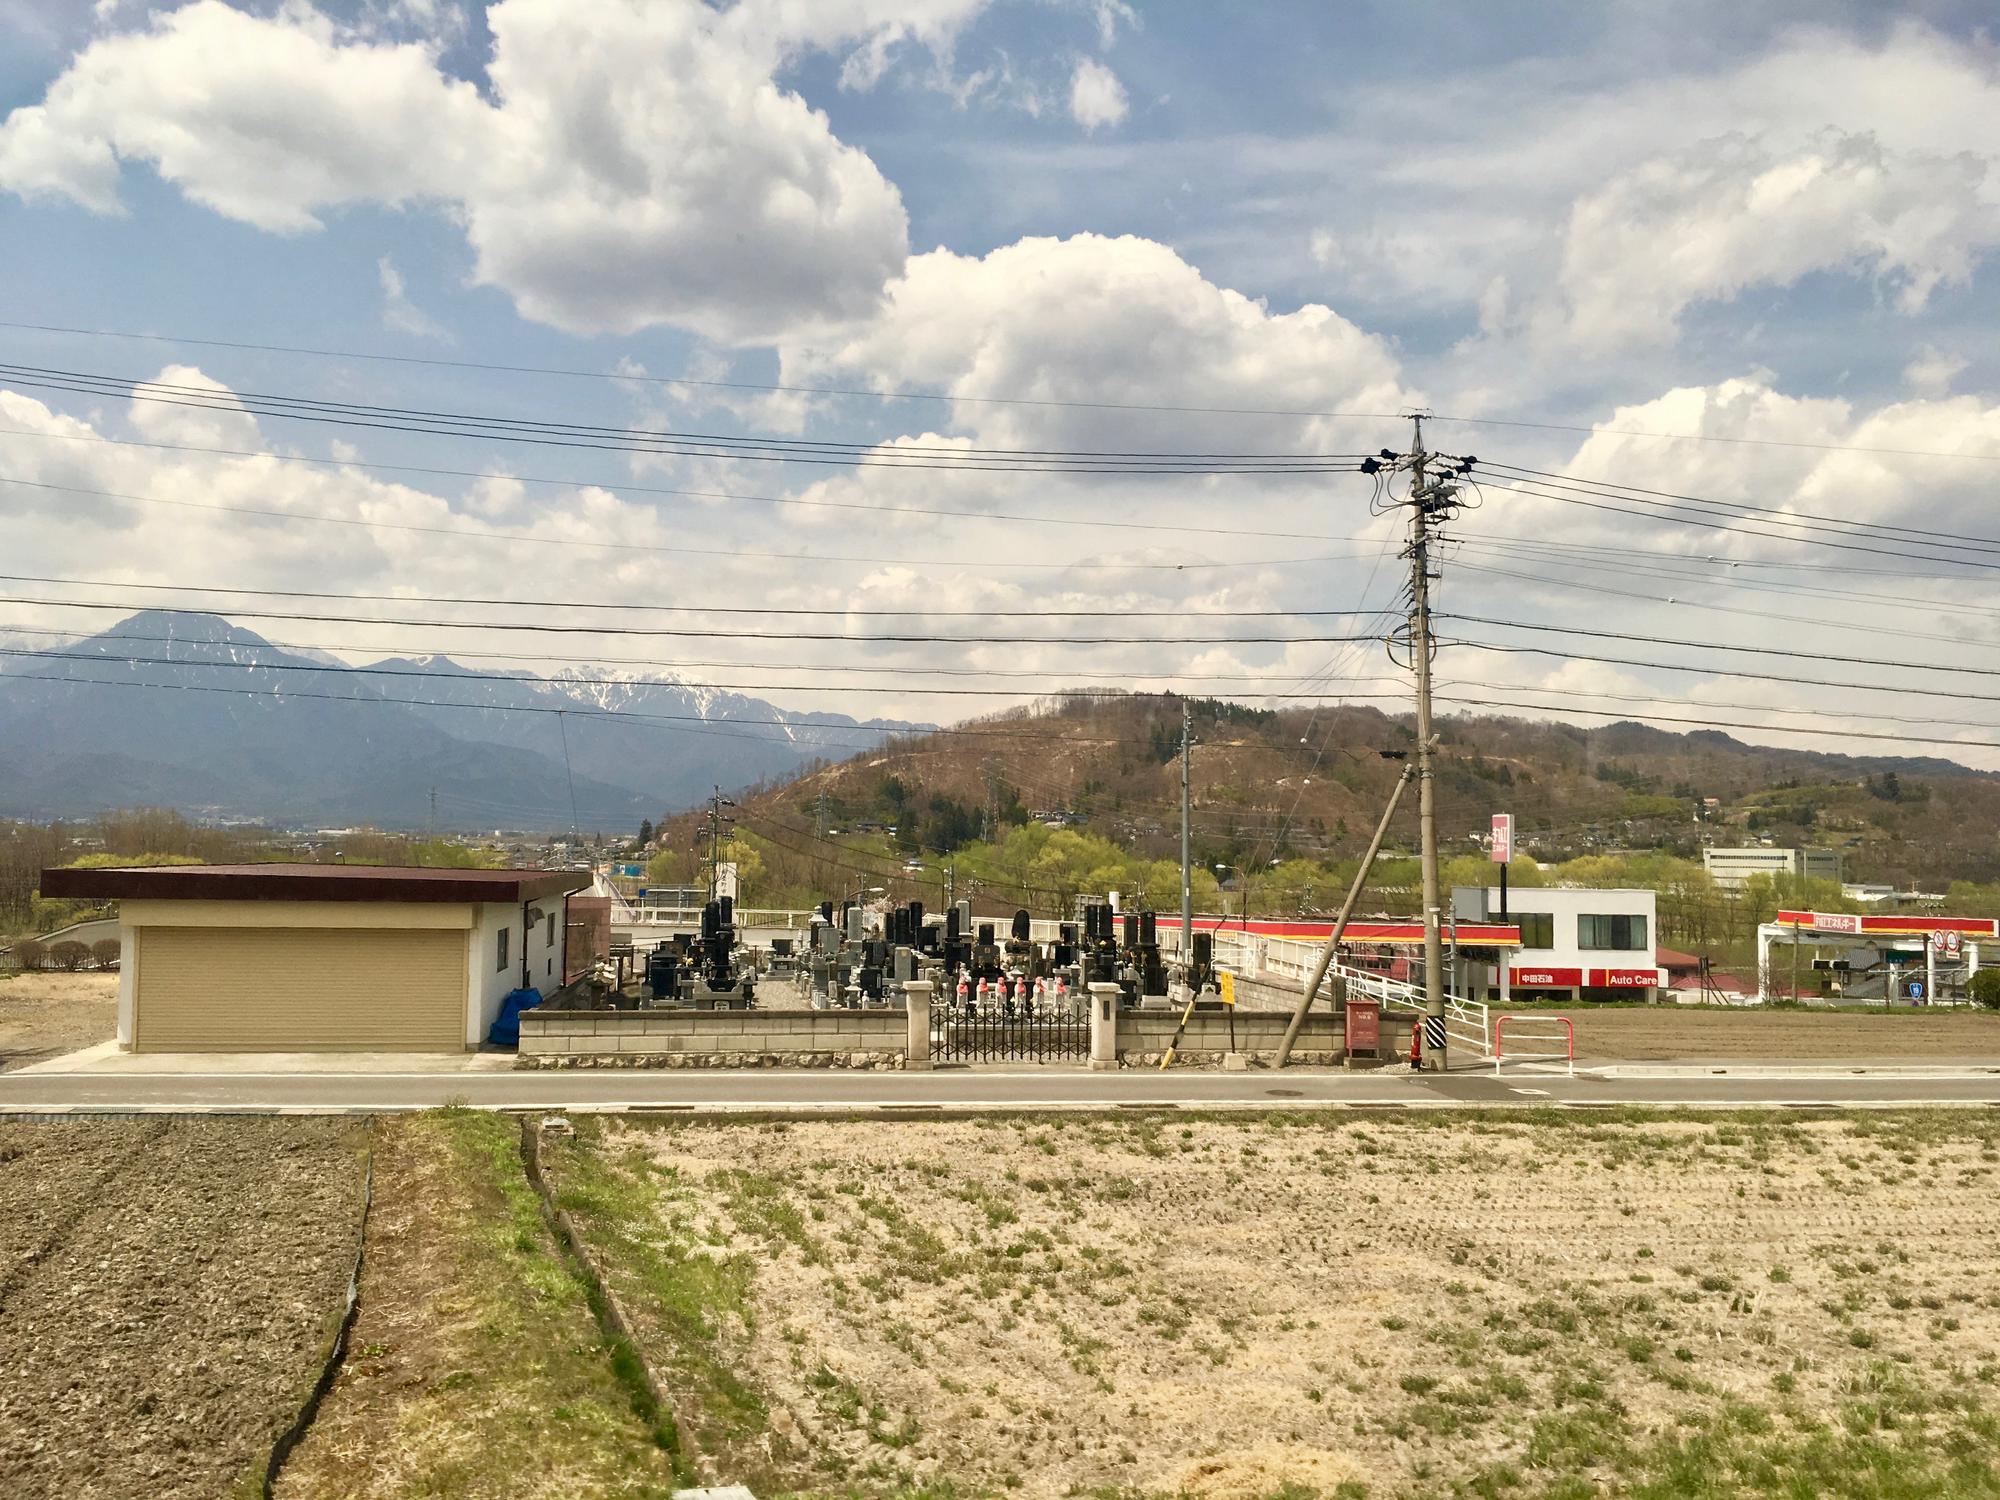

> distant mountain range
[0,612,927,828]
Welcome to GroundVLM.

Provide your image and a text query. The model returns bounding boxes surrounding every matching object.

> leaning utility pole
[1179,701,1193,967]
[1274,764,1414,1067]
[1406,415,1449,1070]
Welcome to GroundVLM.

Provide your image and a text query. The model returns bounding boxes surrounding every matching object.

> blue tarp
[487,986,543,1048]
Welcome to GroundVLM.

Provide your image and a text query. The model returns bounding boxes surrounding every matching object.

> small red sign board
[1514,967,1582,987]
[1346,997,1381,1058]
[1491,812,1513,863]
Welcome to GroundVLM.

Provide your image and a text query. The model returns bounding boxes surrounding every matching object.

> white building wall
[1474,885,1661,999]
[466,897,569,1044]
[1702,846,1843,890]
[468,901,521,1046]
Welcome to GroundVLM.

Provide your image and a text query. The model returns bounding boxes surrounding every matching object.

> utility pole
[1404,414,1452,1070]
[705,785,735,902]
[1180,701,1193,969]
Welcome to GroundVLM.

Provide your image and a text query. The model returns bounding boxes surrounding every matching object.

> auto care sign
[1491,813,1513,864]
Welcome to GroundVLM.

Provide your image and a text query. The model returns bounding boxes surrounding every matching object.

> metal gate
[933,994,1090,1063]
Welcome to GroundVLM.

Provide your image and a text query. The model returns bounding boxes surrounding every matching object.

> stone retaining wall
[518,1007,907,1068]
[1113,1010,1408,1068]
[517,1001,1404,1069]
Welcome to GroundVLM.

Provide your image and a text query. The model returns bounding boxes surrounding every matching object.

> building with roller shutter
[37,863,590,1052]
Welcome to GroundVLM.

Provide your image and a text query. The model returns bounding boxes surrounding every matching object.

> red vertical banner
[1490,813,1513,864]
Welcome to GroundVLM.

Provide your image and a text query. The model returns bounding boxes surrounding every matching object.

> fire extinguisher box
[1345,996,1381,1063]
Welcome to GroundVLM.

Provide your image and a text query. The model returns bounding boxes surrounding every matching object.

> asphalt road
[5,1065,2000,1114]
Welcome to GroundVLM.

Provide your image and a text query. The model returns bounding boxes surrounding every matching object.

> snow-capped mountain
[0,612,926,826]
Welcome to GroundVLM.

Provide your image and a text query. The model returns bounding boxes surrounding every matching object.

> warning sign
[1217,971,1237,1007]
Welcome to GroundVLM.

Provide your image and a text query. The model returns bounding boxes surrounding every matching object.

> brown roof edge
[39,862,591,906]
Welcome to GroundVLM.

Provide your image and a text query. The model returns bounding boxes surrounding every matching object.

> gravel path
[0,1118,368,1500]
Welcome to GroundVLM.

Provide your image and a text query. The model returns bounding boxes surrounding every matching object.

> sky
[1,0,1998,771]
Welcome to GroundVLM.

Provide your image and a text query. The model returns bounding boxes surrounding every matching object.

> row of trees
[9,937,119,970]
[649,815,1909,971]
[2,810,512,938]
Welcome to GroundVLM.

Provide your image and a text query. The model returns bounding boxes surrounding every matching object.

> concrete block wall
[1115,1009,1411,1067]
[518,1007,907,1067]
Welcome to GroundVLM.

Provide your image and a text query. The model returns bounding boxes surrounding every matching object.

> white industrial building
[39,863,588,1052]
[1455,885,1664,1002]
[1701,846,1843,890]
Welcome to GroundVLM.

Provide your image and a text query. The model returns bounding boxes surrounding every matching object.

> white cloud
[375,255,449,340]
[1904,345,1969,399]
[788,232,1411,456]
[1068,57,1127,130]
[0,0,1000,344]
[1301,23,2000,358]
[1544,130,1996,352]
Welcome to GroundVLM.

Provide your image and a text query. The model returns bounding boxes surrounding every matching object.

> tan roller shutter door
[135,926,466,1051]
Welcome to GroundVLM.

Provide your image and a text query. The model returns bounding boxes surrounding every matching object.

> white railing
[1494,1014,1574,1076]
[1205,930,1492,1060]
[623,906,817,930]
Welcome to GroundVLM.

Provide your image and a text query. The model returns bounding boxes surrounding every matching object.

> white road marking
[1511,1088,1551,1096]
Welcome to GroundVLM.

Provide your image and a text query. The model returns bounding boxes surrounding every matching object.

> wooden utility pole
[1275,766,1413,1068]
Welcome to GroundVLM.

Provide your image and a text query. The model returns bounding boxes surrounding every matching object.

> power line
[1447,640,2000,708]
[0,467,1355,572]
[1449,614,2000,682]
[1448,558,1984,654]
[0,620,1425,689]
[1431,693,1997,755]
[0,645,1429,702]
[1487,462,2000,555]
[0,363,1368,475]
[0,439,1377,545]
[1479,474,1999,572]
[0,570,1404,621]
[12,318,2000,462]
[0,595,1389,646]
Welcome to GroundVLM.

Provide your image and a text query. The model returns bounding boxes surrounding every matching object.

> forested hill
[649,693,1998,893]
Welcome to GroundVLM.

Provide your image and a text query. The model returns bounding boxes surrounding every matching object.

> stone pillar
[1088,982,1121,1071]
[904,980,933,1070]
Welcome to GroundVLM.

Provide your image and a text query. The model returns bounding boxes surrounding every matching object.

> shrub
[1968,969,2000,1010]
[49,940,90,972]
[11,937,46,971]
[91,938,122,970]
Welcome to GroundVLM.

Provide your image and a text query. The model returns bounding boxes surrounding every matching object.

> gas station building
[1758,909,1995,1003]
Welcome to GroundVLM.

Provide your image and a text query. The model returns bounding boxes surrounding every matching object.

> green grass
[545,1123,777,1485]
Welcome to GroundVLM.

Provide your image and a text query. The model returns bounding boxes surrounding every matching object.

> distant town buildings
[1700,845,1842,891]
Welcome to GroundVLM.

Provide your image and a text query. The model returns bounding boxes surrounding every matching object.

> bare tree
[49,940,90,972]
[91,938,122,970]
[11,937,46,971]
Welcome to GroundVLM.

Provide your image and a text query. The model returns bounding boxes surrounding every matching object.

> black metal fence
[933,1002,1090,1063]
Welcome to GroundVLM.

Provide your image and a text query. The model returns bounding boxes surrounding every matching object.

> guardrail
[1494,1014,1574,1076]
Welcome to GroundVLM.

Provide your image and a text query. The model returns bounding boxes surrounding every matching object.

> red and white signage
[1933,929,1963,957]
[1509,966,1660,990]
[1779,910,1997,938]
[1490,813,1513,864]
[1512,967,1582,987]
[1595,967,1662,988]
